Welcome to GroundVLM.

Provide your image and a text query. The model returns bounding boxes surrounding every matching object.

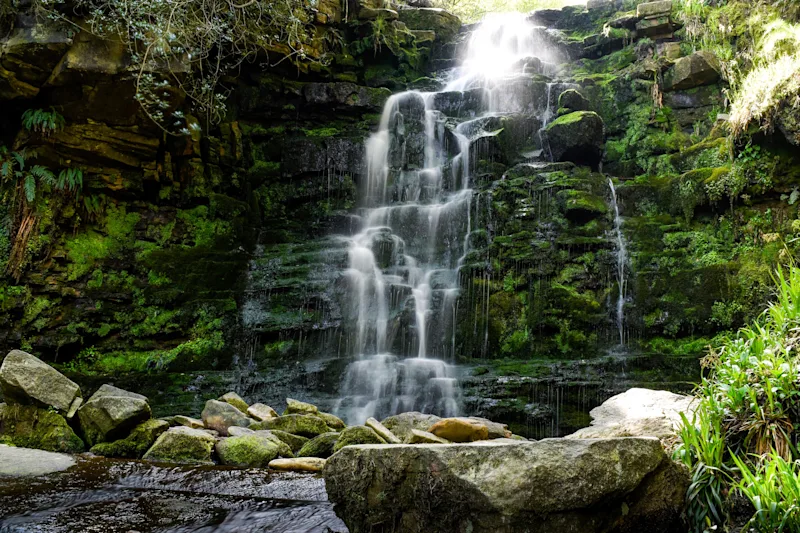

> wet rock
[201,399,253,436]
[219,392,249,413]
[1,25,72,88]
[325,438,685,533]
[428,417,489,442]
[173,415,205,429]
[0,444,76,476]
[544,111,605,169]
[77,384,152,446]
[90,419,169,459]
[317,412,346,430]
[431,89,485,118]
[0,350,82,414]
[567,388,696,441]
[45,31,130,86]
[303,82,391,111]
[333,425,386,452]
[254,414,329,438]
[558,89,591,113]
[142,426,216,465]
[366,417,402,444]
[397,7,461,42]
[216,434,281,467]
[0,403,84,453]
[247,403,279,421]
[267,429,310,453]
[407,429,450,444]
[663,51,721,92]
[285,398,319,415]
[381,412,441,442]
[298,432,340,458]
[269,457,326,472]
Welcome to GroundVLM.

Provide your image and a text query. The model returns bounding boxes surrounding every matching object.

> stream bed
[0,456,347,533]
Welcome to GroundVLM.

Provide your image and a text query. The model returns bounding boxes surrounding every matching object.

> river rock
[216,434,281,467]
[247,403,278,421]
[407,429,450,444]
[201,399,253,436]
[0,403,84,453]
[251,430,295,458]
[298,432,340,458]
[317,411,346,430]
[664,51,721,91]
[285,398,319,415]
[142,426,216,465]
[0,443,77,476]
[381,412,441,441]
[0,350,82,414]
[567,388,696,441]
[254,414,329,437]
[227,426,255,437]
[90,419,169,459]
[366,417,401,444]
[267,429,310,453]
[333,425,386,453]
[77,384,152,446]
[173,415,205,429]
[466,417,512,439]
[269,457,326,472]
[324,438,688,533]
[219,392,249,413]
[544,111,605,169]
[428,418,489,442]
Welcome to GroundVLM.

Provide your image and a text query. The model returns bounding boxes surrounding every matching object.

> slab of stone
[428,418,489,442]
[285,398,319,415]
[407,429,449,444]
[270,457,326,472]
[637,0,672,18]
[0,444,75,476]
[366,417,401,444]
[219,392,249,413]
[247,403,278,421]
[664,51,721,91]
[173,415,205,429]
[77,384,151,446]
[0,350,82,413]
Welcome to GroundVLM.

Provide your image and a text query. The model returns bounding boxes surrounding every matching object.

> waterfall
[608,179,628,346]
[334,14,559,424]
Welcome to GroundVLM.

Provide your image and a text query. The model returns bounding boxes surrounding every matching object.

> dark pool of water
[0,456,347,533]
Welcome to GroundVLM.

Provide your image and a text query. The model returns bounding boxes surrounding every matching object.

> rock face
[397,7,461,41]
[77,384,152,446]
[143,426,216,465]
[201,399,253,436]
[664,51,721,91]
[325,438,688,533]
[567,388,695,440]
[0,350,82,414]
[0,403,84,453]
[544,111,605,169]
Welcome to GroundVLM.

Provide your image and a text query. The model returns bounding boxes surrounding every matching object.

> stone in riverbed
[317,412,346,430]
[247,403,278,421]
[173,415,205,429]
[407,429,450,444]
[0,350,82,414]
[267,429,310,453]
[381,412,441,442]
[218,392,249,413]
[0,444,76,476]
[324,438,688,533]
[269,457,326,473]
[201,399,253,436]
[428,418,489,442]
[466,417,512,439]
[333,425,386,453]
[298,432,340,458]
[0,403,84,453]
[216,434,281,467]
[142,426,216,465]
[285,398,319,415]
[90,419,169,459]
[251,430,295,458]
[253,414,329,438]
[366,417,401,444]
[77,384,152,446]
[227,426,255,437]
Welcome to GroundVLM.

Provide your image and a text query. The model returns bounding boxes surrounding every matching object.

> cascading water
[608,179,628,346]
[334,14,561,424]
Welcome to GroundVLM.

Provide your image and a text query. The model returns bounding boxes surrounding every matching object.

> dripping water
[608,178,628,346]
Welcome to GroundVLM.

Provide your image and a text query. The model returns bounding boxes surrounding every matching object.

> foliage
[21,108,65,135]
[733,453,800,532]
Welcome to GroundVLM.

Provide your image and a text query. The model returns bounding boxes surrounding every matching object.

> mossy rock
[317,412,346,430]
[142,426,216,465]
[90,419,169,459]
[264,429,310,453]
[397,7,461,41]
[252,430,295,458]
[253,414,330,437]
[556,190,607,223]
[218,392,249,413]
[332,425,386,453]
[284,398,318,415]
[0,403,84,453]
[215,434,280,467]
[298,432,340,458]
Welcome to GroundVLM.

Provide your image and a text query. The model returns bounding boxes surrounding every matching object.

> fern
[23,174,36,203]
[57,168,83,192]
[21,108,65,135]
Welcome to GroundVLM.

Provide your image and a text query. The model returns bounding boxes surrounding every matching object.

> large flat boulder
[0,444,76,476]
[325,438,688,533]
[567,388,696,441]
[77,384,152,446]
[0,350,82,414]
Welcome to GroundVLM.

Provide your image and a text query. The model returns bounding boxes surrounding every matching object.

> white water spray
[609,179,628,345]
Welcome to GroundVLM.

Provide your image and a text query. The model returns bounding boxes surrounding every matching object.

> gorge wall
[1,0,798,437]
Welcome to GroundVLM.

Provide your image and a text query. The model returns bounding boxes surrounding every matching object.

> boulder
[216,434,281,467]
[398,7,461,42]
[324,438,688,533]
[317,411,346,430]
[366,417,402,444]
[254,414,329,438]
[201,399,253,436]
[252,430,295,458]
[544,111,605,169]
[90,419,169,459]
[285,398,319,415]
[173,415,205,429]
[381,412,441,442]
[0,443,76,477]
[247,403,279,421]
[227,426,255,437]
[267,429,310,453]
[558,89,590,113]
[333,425,386,453]
[567,388,696,441]
[637,0,672,18]
[428,418,489,442]
[0,403,84,453]
[664,51,721,91]
[142,426,216,465]
[269,457,326,473]
[407,429,450,444]
[466,417,512,439]
[219,392,249,413]
[0,350,82,414]
[298,432,340,458]
[77,384,152,446]
[635,15,674,39]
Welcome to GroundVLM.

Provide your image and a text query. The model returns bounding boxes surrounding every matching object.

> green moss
[65,205,140,280]
[546,110,597,130]
[0,404,84,453]
[89,419,169,458]
[297,432,339,458]
[253,414,329,437]
[332,425,385,452]
[215,434,280,467]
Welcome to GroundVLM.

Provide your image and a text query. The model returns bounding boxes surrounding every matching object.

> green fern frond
[23,174,36,203]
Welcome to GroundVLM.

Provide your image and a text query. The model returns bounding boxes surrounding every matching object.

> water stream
[608,179,628,346]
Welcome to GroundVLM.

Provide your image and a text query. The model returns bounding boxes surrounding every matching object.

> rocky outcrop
[0,350,82,415]
[663,51,721,91]
[544,111,605,168]
[324,438,688,533]
[142,426,216,465]
[77,384,152,446]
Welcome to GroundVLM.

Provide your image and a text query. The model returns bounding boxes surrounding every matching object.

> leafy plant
[733,453,800,532]
[21,108,65,135]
